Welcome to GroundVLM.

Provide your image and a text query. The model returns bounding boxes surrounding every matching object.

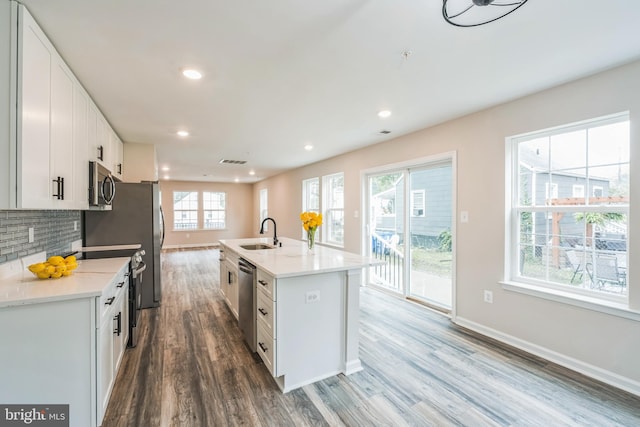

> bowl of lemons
[28,255,78,280]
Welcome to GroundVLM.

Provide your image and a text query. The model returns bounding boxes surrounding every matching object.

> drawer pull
[105,297,115,305]
[258,279,268,287]
[114,312,122,336]
[258,308,268,316]
[258,342,268,352]
[117,281,125,288]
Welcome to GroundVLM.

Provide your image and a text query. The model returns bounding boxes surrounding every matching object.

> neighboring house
[372,167,452,249]
[518,148,626,257]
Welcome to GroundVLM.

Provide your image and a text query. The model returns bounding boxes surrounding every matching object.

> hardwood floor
[102,248,640,427]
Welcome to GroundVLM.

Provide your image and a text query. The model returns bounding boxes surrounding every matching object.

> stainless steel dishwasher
[238,258,257,352]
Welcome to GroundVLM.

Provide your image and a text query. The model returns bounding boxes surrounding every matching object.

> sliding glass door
[366,158,454,311]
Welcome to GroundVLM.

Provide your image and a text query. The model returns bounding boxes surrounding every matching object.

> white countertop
[80,244,141,252]
[219,237,382,278]
[0,257,130,308]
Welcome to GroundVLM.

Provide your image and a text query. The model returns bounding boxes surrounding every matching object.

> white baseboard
[162,243,219,250]
[453,316,640,397]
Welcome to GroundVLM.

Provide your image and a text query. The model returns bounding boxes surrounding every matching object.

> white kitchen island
[219,237,380,393]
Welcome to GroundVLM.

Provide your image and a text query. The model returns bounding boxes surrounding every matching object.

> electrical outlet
[483,290,493,304]
[305,290,320,304]
[28,227,34,243]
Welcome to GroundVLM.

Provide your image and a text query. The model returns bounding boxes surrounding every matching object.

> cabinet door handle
[117,281,125,288]
[258,308,268,316]
[258,280,268,287]
[98,145,104,161]
[114,312,121,336]
[258,342,268,353]
[117,163,122,175]
[52,176,64,200]
[105,296,115,305]
[228,271,232,284]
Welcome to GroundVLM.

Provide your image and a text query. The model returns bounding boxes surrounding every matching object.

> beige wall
[123,142,157,182]
[253,60,640,393]
[160,180,254,248]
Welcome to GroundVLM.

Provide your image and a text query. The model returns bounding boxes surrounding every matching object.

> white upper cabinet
[72,83,89,209]
[0,2,123,209]
[49,59,75,208]
[17,6,52,208]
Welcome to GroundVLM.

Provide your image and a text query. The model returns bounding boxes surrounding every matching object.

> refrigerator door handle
[160,206,166,248]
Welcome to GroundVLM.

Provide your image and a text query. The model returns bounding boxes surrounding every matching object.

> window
[173,190,227,230]
[508,113,629,300]
[323,173,344,246]
[173,191,198,230]
[203,191,226,229]
[302,178,320,213]
[301,174,344,246]
[302,177,320,239]
[411,190,425,217]
[572,185,585,198]
[259,189,268,231]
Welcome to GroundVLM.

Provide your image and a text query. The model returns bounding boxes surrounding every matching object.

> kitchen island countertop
[218,237,381,278]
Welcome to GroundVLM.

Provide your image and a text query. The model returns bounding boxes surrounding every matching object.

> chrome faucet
[259,217,278,246]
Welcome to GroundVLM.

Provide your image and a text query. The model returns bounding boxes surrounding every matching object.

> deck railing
[370,232,404,291]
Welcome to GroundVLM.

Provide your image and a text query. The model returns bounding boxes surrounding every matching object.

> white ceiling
[19,0,640,183]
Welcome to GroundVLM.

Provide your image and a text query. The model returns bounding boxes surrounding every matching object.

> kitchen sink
[240,243,274,250]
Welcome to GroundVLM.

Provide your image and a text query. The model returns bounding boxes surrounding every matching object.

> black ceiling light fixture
[443,0,529,27]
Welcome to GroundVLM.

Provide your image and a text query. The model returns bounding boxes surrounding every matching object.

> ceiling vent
[219,159,247,165]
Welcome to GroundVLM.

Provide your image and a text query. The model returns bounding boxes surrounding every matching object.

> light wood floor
[102,248,640,426]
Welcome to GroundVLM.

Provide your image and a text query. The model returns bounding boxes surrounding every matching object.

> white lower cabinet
[96,268,129,425]
[256,269,277,376]
[221,251,239,319]
[0,263,129,427]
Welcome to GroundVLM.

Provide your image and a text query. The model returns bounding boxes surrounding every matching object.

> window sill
[500,281,640,322]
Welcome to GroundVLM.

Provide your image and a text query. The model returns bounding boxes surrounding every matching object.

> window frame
[410,189,426,217]
[322,172,344,247]
[506,112,630,306]
[172,191,199,231]
[202,191,226,230]
[172,190,227,231]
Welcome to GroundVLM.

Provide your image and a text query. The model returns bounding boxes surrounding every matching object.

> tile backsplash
[0,210,81,265]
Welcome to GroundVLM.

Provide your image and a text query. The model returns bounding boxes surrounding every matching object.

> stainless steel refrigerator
[83,182,163,308]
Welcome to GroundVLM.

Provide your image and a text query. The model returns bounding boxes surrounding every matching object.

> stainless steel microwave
[88,161,117,210]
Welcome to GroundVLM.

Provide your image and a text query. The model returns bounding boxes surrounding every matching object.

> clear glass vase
[307,229,316,252]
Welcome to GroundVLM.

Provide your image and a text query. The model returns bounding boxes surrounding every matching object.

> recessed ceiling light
[304,144,314,151]
[182,68,202,80]
[161,166,170,172]
[249,170,256,176]
[176,130,189,137]
[163,175,170,180]
[378,110,392,118]
[234,178,239,183]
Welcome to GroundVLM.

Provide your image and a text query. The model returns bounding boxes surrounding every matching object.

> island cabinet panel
[0,298,97,427]
[274,271,347,392]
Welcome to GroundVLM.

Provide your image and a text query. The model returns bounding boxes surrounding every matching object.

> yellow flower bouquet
[300,211,323,250]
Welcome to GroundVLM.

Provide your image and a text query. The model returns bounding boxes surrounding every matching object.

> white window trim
[322,172,344,247]
[203,191,226,230]
[410,189,425,217]
[172,190,228,231]
[504,112,631,312]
